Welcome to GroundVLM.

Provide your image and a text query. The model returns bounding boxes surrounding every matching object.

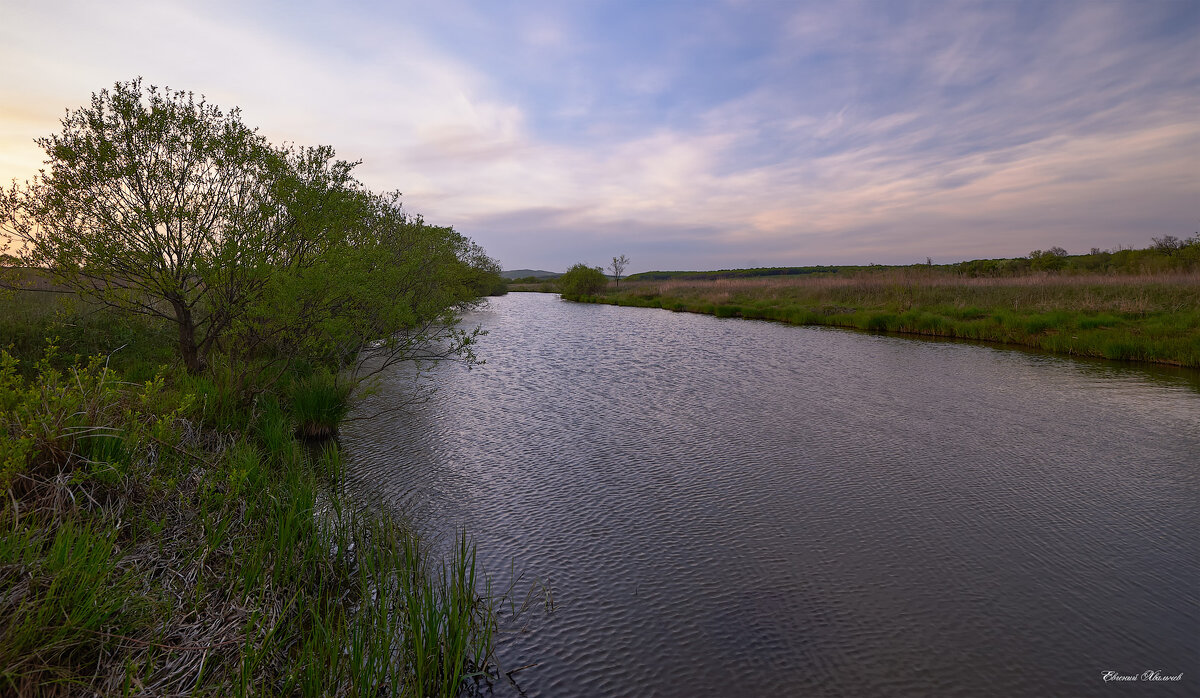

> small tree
[557,263,608,299]
[609,254,630,290]
[1151,235,1183,255]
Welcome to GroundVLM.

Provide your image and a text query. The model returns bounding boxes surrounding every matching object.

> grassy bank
[559,270,1200,367]
[1,292,497,696]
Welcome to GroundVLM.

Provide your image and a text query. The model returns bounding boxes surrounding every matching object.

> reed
[286,368,354,440]
[585,270,1200,366]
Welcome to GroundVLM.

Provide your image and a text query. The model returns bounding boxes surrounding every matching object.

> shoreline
[520,272,1200,368]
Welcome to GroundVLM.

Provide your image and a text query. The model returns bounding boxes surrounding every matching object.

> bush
[557,263,608,299]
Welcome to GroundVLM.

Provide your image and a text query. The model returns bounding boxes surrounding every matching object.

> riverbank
[553,270,1200,367]
[0,291,496,696]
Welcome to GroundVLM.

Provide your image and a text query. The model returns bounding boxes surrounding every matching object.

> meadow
[553,269,1200,367]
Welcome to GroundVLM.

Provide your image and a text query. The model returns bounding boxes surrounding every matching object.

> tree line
[956,236,1200,276]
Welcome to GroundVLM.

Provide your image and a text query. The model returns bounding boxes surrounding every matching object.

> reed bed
[577,270,1200,366]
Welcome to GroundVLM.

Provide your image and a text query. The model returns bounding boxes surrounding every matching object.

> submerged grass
[565,270,1200,367]
[0,294,500,696]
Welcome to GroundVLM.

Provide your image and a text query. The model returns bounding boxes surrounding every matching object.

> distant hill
[502,269,561,280]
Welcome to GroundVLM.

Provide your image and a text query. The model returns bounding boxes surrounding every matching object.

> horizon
[503,238,1199,276]
[2,1,1197,274]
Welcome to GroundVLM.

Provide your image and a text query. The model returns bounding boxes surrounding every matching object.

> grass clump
[287,368,353,440]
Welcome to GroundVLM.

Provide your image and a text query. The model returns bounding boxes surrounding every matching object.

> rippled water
[342,292,1199,697]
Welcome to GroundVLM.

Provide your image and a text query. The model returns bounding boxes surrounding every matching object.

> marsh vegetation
[548,260,1200,366]
[1,80,505,695]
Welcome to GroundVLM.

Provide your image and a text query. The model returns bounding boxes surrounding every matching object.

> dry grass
[586,269,1200,366]
[618,270,1200,315]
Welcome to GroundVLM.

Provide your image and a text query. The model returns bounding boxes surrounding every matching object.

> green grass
[574,270,1200,367]
[0,293,500,696]
[286,367,354,440]
[0,288,175,380]
[0,520,139,693]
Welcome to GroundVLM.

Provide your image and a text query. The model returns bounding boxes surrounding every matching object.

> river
[341,292,1199,697]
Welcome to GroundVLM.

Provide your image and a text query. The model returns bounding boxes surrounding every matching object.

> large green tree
[0,79,346,372]
[255,189,494,381]
[1,79,501,383]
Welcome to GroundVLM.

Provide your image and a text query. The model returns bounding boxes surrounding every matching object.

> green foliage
[1,79,498,385]
[0,345,190,493]
[456,240,508,296]
[956,234,1200,276]
[242,189,490,380]
[557,263,609,299]
[1028,246,1069,271]
[0,79,508,696]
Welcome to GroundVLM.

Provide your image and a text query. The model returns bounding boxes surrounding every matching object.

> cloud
[2,0,1197,271]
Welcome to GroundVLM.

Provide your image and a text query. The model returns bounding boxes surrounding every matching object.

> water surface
[342,293,1199,697]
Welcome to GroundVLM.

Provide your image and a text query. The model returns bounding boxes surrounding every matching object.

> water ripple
[342,293,1200,698]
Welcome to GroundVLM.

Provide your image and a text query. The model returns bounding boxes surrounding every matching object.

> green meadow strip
[563,271,1200,367]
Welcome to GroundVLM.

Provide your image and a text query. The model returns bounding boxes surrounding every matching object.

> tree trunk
[171,299,203,374]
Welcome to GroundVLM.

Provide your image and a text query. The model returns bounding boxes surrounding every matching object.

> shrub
[557,263,608,299]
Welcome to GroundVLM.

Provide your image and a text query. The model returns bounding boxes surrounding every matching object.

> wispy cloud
[2,0,1196,271]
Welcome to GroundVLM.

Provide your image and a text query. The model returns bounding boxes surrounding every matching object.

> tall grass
[287,367,353,440]
[0,288,175,381]
[0,329,499,695]
[0,520,139,693]
[586,270,1200,366]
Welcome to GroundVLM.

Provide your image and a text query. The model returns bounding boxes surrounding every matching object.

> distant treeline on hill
[625,234,1200,281]
[952,236,1200,276]
[628,266,844,281]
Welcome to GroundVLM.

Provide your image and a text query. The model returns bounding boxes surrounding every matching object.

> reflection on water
[342,293,1199,697]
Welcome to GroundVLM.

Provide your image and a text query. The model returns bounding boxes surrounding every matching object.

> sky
[1,0,1197,273]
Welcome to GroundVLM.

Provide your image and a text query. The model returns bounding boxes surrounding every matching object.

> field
[562,269,1200,367]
